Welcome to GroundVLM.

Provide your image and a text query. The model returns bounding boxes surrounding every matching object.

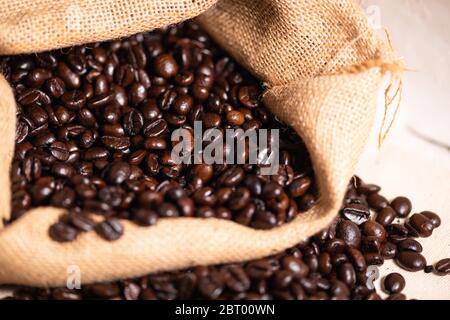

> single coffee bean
[420,211,441,228]
[96,218,124,241]
[49,222,78,242]
[408,213,434,237]
[341,203,370,225]
[376,206,396,226]
[383,273,405,294]
[434,258,450,275]
[390,196,412,218]
[361,221,386,242]
[367,193,389,211]
[396,251,426,271]
[397,238,423,253]
[336,220,361,248]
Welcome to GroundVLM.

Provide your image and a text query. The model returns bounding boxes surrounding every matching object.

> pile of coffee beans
[3,176,446,300]
[2,21,315,242]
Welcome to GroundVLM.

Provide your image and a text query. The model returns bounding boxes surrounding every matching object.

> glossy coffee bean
[383,273,405,294]
[396,251,426,272]
[390,196,412,218]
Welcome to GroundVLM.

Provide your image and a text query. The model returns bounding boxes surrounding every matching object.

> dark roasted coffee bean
[105,161,131,185]
[238,85,259,108]
[396,251,426,271]
[49,222,78,242]
[366,193,389,211]
[380,242,397,259]
[67,212,96,232]
[336,220,361,248]
[202,112,221,128]
[154,54,179,79]
[133,209,158,226]
[397,238,423,253]
[383,273,405,294]
[96,218,124,241]
[376,206,396,226]
[123,110,144,136]
[434,258,450,275]
[362,221,386,242]
[390,196,412,218]
[408,213,434,237]
[341,202,370,225]
[420,211,441,228]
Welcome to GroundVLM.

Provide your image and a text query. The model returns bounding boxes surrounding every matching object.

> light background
[358,0,450,299]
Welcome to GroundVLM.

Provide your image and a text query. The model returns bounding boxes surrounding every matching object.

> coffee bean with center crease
[434,258,450,275]
[49,222,78,242]
[96,218,124,241]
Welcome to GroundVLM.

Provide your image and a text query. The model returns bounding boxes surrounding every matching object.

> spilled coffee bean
[5,176,442,300]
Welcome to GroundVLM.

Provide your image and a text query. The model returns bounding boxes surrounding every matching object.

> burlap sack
[0,0,401,287]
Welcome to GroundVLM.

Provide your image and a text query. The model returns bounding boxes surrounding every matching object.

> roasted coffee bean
[397,238,423,253]
[123,110,144,136]
[361,221,386,242]
[380,242,397,259]
[390,196,412,218]
[105,161,131,184]
[420,211,441,228]
[396,251,426,272]
[408,213,434,238]
[376,206,396,226]
[336,220,361,248]
[67,211,96,232]
[434,258,450,275]
[341,203,370,225]
[96,218,124,241]
[133,209,158,226]
[366,193,389,211]
[383,273,405,294]
[49,222,78,242]
[5,21,441,302]
[154,54,179,79]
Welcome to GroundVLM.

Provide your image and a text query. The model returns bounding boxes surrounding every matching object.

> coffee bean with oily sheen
[105,161,131,185]
[420,211,441,228]
[434,258,450,275]
[408,213,434,237]
[362,221,386,242]
[397,238,423,253]
[123,110,144,136]
[396,251,426,271]
[49,222,78,242]
[376,206,396,226]
[96,218,124,241]
[153,54,178,79]
[341,202,370,225]
[336,220,361,248]
[390,196,412,218]
[202,112,221,128]
[366,193,389,211]
[383,273,405,294]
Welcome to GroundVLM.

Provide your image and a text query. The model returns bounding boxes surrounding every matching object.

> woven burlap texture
[0,0,399,287]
